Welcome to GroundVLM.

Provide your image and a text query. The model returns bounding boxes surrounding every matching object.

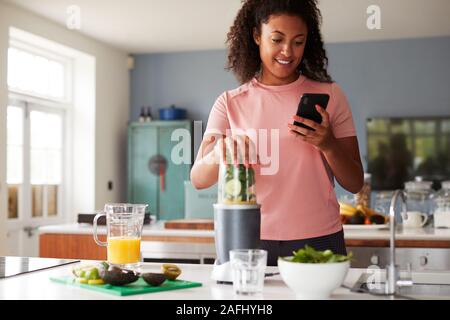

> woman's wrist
[319,135,338,154]
[202,148,220,165]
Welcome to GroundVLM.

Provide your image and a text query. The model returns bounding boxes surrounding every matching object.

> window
[7,42,70,102]
[30,108,64,218]
[6,106,23,219]
[7,43,71,222]
[367,117,450,190]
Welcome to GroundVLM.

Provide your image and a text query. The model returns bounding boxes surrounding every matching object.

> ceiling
[3,0,450,54]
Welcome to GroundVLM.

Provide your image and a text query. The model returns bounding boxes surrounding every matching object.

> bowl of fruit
[278,246,352,299]
[339,202,388,228]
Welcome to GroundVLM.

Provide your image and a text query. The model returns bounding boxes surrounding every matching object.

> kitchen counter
[39,222,450,241]
[38,223,450,264]
[0,260,431,300]
[39,222,214,238]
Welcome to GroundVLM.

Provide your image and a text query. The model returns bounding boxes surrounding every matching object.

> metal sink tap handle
[385,189,407,295]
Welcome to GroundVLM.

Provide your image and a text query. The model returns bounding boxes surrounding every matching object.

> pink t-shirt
[204,75,356,240]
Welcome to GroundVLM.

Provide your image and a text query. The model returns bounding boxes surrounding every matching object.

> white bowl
[278,257,350,299]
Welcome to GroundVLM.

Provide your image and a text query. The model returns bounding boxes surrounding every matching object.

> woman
[191,0,364,266]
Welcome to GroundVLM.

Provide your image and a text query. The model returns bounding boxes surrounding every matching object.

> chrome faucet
[385,189,413,294]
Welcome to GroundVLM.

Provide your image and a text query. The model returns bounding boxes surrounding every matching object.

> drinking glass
[230,249,267,295]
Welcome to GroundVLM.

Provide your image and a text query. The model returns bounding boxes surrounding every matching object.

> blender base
[211,259,233,284]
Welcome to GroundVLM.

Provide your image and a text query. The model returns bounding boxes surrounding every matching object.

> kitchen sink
[351,271,450,299]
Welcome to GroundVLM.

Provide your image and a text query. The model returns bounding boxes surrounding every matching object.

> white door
[6,101,65,257]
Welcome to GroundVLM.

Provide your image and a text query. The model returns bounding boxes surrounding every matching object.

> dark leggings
[261,229,347,266]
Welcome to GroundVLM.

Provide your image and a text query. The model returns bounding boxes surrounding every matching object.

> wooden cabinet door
[128,125,159,215]
[158,122,191,220]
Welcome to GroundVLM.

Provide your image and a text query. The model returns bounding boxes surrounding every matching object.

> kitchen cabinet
[348,246,450,271]
[128,120,191,220]
[39,232,215,262]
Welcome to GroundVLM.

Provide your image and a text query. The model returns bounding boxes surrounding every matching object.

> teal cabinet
[128,120,191,220]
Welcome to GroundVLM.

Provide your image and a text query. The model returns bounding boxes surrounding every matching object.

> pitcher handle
[420,213,428,227]
[93,212,108,246]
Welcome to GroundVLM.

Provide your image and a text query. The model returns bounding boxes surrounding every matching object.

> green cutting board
[50,276,202,296]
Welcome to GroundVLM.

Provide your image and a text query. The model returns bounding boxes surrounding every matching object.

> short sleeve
[204,92,230,137]
[330,83,356,138]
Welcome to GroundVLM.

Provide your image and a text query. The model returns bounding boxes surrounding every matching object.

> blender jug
[212,161,262,282]
[218,163,257,205]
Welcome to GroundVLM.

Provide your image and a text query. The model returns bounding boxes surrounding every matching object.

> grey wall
[130,36,450,197]
[130,50,238,126]
[326,36,450,164]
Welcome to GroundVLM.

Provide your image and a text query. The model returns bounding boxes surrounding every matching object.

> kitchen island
[1,260,447,300]
[39,222,450,270]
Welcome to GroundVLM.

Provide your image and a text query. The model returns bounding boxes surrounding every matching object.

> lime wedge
[225,179,242,197]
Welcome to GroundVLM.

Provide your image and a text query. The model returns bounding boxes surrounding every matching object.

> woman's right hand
[213,135,258,167]
[191,134,258,189]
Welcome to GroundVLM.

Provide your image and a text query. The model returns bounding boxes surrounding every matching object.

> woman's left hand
[287,105,336,152]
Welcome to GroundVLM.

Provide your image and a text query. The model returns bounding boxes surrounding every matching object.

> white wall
[0,2,129,255]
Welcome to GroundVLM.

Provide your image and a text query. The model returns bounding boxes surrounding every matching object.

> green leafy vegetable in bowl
[281,245,353,263]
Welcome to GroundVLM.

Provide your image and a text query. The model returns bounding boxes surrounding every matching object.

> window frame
[6,99,66,225]
[8,39,73,104]
[6,39,73,227]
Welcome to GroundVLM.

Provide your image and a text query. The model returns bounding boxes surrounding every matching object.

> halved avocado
[100,266,139,286]
[141,273,166,286]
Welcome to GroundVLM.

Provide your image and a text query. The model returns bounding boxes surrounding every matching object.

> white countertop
[38,222,450,241]
[0,260,405,300]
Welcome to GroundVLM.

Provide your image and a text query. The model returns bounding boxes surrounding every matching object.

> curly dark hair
[226,0,332,84]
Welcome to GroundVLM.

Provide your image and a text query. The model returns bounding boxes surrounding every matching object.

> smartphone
[293,93,330,131]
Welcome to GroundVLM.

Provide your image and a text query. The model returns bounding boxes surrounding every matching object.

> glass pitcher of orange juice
[93,203,147,269]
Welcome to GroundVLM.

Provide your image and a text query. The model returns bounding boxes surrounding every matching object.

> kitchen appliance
[434,181,450,228]
[0,256,78,279]
[211,163,261,283]
[159,105,186,120]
